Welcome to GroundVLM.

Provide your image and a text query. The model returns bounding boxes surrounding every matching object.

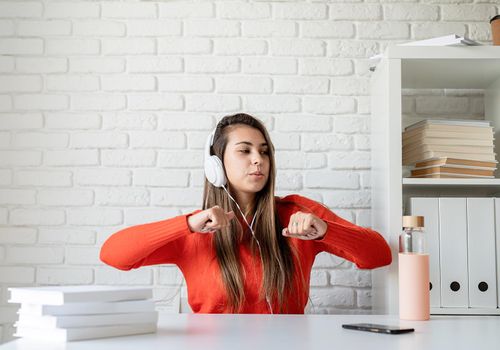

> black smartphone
[342,323,415,335]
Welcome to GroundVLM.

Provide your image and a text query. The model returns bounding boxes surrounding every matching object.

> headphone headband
[205,128,215,160]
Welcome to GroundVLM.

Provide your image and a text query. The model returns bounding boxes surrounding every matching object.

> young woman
[100,113,392,314]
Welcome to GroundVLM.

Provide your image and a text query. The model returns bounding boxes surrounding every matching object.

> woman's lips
[249,173,264,178]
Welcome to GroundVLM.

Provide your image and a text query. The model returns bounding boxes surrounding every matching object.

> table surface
[1,313,500,350]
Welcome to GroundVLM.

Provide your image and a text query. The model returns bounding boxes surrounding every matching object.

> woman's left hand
[282,211,327,240]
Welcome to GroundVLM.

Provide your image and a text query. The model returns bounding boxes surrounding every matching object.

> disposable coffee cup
[491,15,500,45]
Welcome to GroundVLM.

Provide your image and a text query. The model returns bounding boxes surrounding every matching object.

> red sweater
[100,194,392,314]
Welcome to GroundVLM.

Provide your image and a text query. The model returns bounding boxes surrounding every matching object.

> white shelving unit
[370,46,500,315]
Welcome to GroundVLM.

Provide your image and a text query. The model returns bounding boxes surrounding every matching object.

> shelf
[384,45,500,60]
[403,178,500,187]
[371,45,500,315]
[401,59,500,89]
[403,178,500,196]
[431,307,500,316]
[381,46,500,89]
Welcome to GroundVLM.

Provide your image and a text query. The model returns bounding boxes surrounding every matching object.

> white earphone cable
[221,184,273,314]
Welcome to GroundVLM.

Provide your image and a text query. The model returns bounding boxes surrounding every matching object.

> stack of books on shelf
[8,285,158,342]
[402,119,497,178]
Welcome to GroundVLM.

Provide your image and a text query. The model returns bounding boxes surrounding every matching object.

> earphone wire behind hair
[203,119,274,314]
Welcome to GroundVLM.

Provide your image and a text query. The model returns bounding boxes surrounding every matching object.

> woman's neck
[234,191,256,218]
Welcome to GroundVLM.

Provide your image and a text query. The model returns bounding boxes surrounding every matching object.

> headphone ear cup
[204,155,226,187]
[211,155,226,187]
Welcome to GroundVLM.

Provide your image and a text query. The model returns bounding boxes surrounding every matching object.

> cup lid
[490,14,500,23]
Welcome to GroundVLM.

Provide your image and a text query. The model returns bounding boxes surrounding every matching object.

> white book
[19,299,155,316]
[405,119,492,132]
[16,311,159,329]
[411,173,494,179]
[412,164,496,171]
[403,151,497,165]
[8,285,153,305]
[403,144,494,155]
[14,322,157,342]
[399,34,480,47]
[403,135,494,147]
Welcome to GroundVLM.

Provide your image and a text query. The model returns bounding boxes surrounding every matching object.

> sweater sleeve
[289,195,392,269]
[99,211,200,271]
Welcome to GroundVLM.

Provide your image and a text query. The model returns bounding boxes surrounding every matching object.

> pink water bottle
[398,215,430,321]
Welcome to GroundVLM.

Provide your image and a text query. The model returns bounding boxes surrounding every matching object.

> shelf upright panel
[370,57,402,315]
[485,76,500,178]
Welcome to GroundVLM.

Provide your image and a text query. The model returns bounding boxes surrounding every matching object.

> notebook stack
[8,285,158,342]
[402,119,497,178]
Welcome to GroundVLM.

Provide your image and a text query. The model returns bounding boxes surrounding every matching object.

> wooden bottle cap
[402,215,424,228]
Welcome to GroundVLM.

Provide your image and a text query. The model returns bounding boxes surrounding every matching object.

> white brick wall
[0,0,497,343]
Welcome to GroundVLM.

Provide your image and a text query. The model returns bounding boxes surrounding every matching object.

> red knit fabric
[100,194,392,314]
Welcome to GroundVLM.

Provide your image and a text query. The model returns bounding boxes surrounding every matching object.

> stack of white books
[8,285,158,342]
[402,119,497,178]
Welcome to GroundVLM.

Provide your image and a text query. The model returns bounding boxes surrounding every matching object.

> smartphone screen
[342,323,415,334]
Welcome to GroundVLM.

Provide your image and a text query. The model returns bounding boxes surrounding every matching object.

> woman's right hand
[187,205,235,233]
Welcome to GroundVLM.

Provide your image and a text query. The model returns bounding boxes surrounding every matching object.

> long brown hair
[202,113,304,313]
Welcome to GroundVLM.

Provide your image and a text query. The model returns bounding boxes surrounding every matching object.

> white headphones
[204,127,226,188]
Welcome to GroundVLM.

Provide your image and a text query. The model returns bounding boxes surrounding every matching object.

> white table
[1,313,499,350]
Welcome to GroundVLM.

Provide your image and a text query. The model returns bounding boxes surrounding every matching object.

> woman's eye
[238,150,268,155]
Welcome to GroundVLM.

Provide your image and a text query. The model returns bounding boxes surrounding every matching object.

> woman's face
[223,125,270,196]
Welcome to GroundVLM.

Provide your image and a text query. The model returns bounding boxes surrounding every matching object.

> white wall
[0,0,498,343]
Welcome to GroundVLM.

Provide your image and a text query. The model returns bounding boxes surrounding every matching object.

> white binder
[467,198,497,308]
[439,198,468,307]
[410,197,441,308]
[495,199,500,308]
